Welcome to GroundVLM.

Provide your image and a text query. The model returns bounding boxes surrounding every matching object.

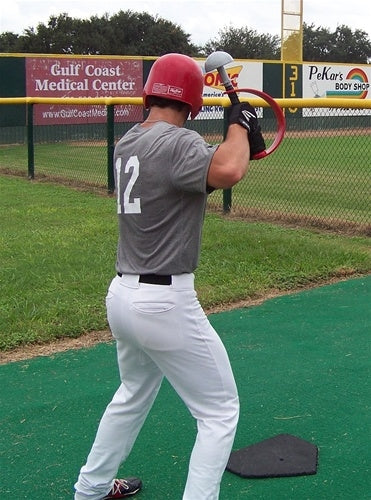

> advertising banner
[26,57,143,125]
[200,60,264,118]
[303,63,371,116]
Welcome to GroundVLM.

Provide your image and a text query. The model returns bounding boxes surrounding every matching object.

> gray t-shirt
[113,121,217,275]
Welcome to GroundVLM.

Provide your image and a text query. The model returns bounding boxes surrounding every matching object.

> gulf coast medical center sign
[26,57,143,125]
[26,56,264,125]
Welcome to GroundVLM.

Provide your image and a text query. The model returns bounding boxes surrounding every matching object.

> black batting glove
[248,123,266,158]
[228,102,258,133]
[227,103,266,159]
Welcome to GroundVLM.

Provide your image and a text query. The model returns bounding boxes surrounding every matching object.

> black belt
[117,273,172,285]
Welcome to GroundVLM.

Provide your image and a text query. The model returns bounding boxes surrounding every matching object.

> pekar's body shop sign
[26,57,143,125]
[303,63,371,116]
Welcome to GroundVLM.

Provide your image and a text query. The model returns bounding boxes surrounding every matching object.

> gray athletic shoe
[102,478,142,498]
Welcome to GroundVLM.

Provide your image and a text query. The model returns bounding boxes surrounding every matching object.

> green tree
[1,13,370,63]
[27,14,82,53]
[0,31,21,52]
[202,26,280,59]
[303,23,371,63]
[0,10,198,56]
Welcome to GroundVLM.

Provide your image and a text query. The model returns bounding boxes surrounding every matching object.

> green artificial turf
[0,276,370,499]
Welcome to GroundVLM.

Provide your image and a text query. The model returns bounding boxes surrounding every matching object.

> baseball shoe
[102,477,142,499]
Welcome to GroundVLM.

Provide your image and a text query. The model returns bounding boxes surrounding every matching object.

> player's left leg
[75,275,164,499]
[75,344,163,499]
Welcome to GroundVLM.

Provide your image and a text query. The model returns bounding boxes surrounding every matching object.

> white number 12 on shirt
[115,156,141,214]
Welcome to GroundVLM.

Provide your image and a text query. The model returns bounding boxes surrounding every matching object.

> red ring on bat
[225,88,286,160]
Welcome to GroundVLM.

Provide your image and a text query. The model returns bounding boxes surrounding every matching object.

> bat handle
[217,66,240,105]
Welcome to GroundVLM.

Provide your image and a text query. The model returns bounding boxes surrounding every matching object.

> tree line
[0,10,370,64]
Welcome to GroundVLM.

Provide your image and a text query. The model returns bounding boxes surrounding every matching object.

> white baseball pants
[74,273,239,500]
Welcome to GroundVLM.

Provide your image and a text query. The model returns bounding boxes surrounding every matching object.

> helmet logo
[168,85,183,98]
[152,83,183,99]
[152,83,168,94]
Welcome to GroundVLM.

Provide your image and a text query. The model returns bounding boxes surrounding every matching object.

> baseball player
[74,53,265,499]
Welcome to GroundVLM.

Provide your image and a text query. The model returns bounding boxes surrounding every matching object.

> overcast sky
[1,0,370,46]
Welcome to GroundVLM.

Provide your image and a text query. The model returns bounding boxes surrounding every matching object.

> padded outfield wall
[0,53,370,137]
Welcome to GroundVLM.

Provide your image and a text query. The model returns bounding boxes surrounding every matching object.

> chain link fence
[0,98,370,235]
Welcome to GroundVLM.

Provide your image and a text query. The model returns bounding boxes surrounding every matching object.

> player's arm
[207,125,250,189]
[207,103,266,190]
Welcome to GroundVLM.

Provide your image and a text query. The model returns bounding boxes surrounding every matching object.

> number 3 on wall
[115,156,141,214]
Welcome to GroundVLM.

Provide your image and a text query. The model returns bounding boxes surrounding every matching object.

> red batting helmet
[143,53,204,119]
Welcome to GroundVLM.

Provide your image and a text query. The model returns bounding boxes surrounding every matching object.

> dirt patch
[222,208,371,237]
[0,330,113,365]
[283,127,370,138]
[0,167,112,196]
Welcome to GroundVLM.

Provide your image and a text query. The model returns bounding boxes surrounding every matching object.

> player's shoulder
[171,125,207,145]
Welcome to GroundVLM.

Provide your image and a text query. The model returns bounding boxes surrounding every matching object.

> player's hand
[227,102,258,133]
[248,123,266,158]
[228,103,266,159]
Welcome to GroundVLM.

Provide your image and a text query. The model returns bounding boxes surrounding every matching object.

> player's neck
[142,108,188,128]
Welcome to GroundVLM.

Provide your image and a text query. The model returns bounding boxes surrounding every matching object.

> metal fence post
[27,103,34,179]
[223,106,232,213]
[107,104,115,194]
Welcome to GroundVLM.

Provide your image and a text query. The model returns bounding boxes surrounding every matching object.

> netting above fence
[0,97,370,235]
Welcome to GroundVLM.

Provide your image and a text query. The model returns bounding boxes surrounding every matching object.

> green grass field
[0,142,107,185]
[210,134,370,225]
[1,174,370,352]
[1,133,370,228]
